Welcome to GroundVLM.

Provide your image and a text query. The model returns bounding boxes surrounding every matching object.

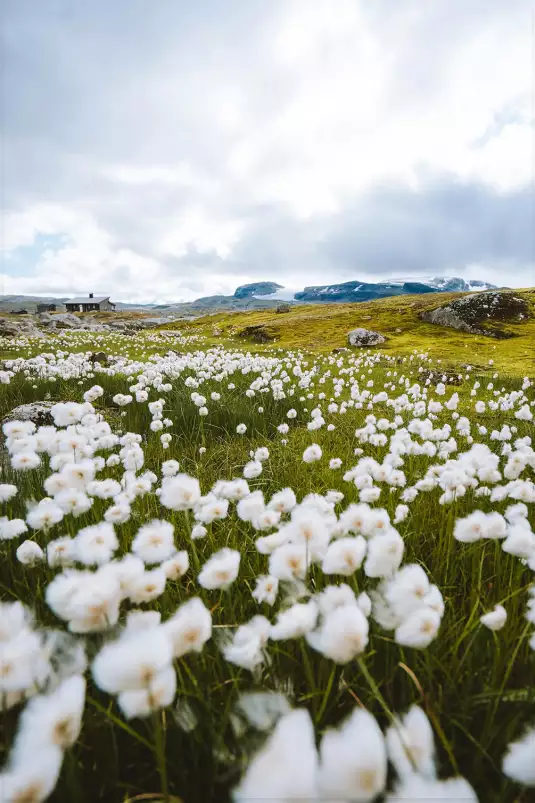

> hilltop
[161,288,535,376]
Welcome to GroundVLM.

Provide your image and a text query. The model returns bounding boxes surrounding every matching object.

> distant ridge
[0,276,500,314]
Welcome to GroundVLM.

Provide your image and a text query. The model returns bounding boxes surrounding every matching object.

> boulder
[0,317,45,338]
[2,402,56,428]
[88,351,108,364]
[276,303,291,314]
[347,328,386,347]
[39,312,84,329]
[420,291,529,338]
[239,324,276,343]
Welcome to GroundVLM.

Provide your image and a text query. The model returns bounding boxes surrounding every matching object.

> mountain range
[0,277,499,315]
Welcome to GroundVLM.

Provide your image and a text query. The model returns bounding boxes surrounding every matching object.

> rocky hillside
[162,288,535,375]
[294,277,495,303]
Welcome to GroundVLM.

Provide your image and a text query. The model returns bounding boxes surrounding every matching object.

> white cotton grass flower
[196,498,229,524]
[74,522,119,566]
[160,474,201,511]
[252,575,279,606]
[386,705,436,780]
[221,615,271,672]
[0,517,28,541]
[13,674,86,754]
[0,483,18,502]
[268,543,308,580]
[125,610,162,633]
[395,607,442,648]
[104,502,132,524]
[163,597,212,658]
[252,508,281,531]
[268,488,297,513]
[322,536,366,576]
[45,567,122,633]
[26,499,64,531]
[11,451,41,471]
[118,666,177,719]
[232,708,318,802]
[47,537,77,568]
[16,540,44,565]
[480,604,507,631]
[318,708,387,802]
[198,548,240,589]
[161,551,189,580]
[54,489,93,517]
[243,460,263,479]
[316,584,356,616]
[394,504,409,523]
[191,523,207,540]
[161,459,180,477]
[270,601,318,640]
[502,724,535,786]
[92,626,172,694]
[236,423,247,434]
[364,530,404,578]
[303,444,322,463]
[307,604,369,663]
[0,746,64,803]
[357,591,373,618]
[132,519,175,564]
[387,773,478,802]
[127,568,167,603]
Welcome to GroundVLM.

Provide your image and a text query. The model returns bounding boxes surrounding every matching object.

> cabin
[37,303,57,313]
[65,293,116,313]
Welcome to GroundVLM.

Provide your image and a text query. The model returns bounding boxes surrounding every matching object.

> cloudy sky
[1,0,534,302]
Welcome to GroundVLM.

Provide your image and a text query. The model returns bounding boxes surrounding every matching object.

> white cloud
[2,0,533,301]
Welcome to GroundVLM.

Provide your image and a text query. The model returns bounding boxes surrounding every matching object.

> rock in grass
[347,328,386,347]
[420,291,529,338]
[3,402,56,428]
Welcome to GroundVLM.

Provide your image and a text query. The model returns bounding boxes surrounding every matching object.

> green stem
[316,663,336,724]
[153,711,169,803]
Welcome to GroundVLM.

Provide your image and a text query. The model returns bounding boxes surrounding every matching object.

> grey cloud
[318,177,534,279]
[2,0,534,297]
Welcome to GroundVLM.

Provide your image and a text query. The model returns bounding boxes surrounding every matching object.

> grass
[0,315,534,802]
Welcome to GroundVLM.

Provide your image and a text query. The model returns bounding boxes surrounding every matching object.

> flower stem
[152,711,169,803]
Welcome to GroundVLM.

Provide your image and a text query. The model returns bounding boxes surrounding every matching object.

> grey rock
[0,317,46,338]
[38,312,83,329]
[347,328,386,347]
[3,402,56,428]
[420,291,528,339]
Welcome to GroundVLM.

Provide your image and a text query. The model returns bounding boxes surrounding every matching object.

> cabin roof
[65,296,111,304]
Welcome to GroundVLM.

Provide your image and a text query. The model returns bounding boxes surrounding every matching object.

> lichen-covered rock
[239,324,276,343]
[420,291,529,338]
[0,317,45,338]
[347,328,386,347]
[38,312,84,329]
[2,402,56,428]
[276,303,291,314]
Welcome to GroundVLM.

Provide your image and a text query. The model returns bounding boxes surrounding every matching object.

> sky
[1,0,534,302]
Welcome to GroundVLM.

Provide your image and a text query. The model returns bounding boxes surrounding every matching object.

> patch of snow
[252,288,298,301]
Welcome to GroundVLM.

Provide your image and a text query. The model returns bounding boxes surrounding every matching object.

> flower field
[0,327,534,802]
